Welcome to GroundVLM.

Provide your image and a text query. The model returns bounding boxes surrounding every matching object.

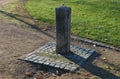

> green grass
[25,0,120,47]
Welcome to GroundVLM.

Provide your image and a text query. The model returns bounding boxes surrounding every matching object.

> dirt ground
[0,0,14,7]
[0,0,120,79]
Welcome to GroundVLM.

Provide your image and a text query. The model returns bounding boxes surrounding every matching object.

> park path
[0,1,54,79]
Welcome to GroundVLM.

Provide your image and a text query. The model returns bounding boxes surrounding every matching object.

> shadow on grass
[82,54,120,79]
[0,10,55,39]
[89,55,119,79]
[102,61,120,72]
[62,51,120,79]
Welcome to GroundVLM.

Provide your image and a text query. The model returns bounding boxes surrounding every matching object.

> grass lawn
[25,0,120,47]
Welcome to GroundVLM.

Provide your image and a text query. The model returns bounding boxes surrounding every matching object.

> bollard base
[19,42,95,71]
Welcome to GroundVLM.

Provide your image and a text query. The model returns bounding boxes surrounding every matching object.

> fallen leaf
[51,77,56,79]
[24,71,33,76]
[85,73,90,76]
[37,77,43,79]
[42,28,48,31]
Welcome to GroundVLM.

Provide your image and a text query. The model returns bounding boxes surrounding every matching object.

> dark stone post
[55,5,71,54]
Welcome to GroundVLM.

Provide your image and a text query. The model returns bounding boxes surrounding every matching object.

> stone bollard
[56,5,71,54]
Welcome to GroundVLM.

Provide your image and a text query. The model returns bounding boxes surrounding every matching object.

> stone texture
[19,42,95,71]
[60,63,66,69]
[56,6,71,54]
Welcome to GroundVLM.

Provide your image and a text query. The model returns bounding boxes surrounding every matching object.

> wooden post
[56,5,71,54]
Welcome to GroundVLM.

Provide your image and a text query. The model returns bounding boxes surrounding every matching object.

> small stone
[55,63,61,68]
[32,56,38,60]
[34,60,39,63]
[70,66,77,71]
[38,60,43,64]
[28,58,35,62]
[60,63,66,69]
[52,73,56,77]
[24,58,29,61]
[44,61,50,65]
[93,44,96,47]
[102,57,107,60]
[105,66,110,69]
[105,66,109,69]
[27,56,33,59]
[49,62,56,66]
[64,65,71,70]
